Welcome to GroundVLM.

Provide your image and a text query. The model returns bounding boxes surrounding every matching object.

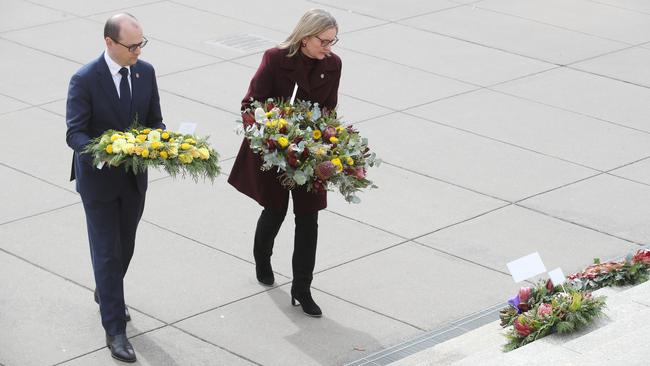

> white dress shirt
[103,51,132,98]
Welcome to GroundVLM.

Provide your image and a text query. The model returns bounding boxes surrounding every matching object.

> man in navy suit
[66,13,164,363]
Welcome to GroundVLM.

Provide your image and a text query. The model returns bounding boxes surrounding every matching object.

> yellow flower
[265,111,273,118]
[169,138,175,143]
[134,146,144,155]
[105,144,113,154]
[161,132,170,140]
[136,134,147,143]
[306,111,313,119]
[198,147,210,160]
[156,128,163,132]
[331,158,343,172]
[277,137,289,149]
[168,145,178,157]
[336,125,345,134]
[313,130,322,140]
[110,133,121,142]
[316,147,327,156]
[329,136,339,144]
[346,157,354,166]
[283,107,292,115]
[191,148,200,158]
[181,143,191,150]
[278,118,287,128]
[179,153,193,164]
[184,138,196,144]
[122,143,135,155]
[141,149,149,158]
[151,141,163,150]
[160,151,168,159]
[142,128,151,134]
[265,121,272,128]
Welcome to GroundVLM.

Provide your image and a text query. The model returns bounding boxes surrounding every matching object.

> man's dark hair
[103,13,137,41]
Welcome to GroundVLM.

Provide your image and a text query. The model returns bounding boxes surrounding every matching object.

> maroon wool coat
[228,47,342,215]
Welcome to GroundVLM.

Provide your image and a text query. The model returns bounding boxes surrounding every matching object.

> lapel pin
[320,73,324,79]
[135,73,140,79]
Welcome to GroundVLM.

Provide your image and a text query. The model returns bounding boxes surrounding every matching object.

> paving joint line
[0,35,83,65]
[400,109,606,173]
[564,65,650,90]
[0,162,79,195]
[411,240,513,278]
[487,88,650,136]
[157,88,240,116]
[586,0,650,16]
[0,201,81,227]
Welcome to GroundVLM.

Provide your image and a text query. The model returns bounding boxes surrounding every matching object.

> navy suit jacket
[66,53,165,201]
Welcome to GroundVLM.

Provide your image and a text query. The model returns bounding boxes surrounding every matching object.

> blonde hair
[278,9,338,57]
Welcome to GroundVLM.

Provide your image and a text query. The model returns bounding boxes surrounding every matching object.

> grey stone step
[391,281,650,366]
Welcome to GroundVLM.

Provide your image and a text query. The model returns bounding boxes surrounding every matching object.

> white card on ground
[506,252,547,283]
[548,268,566,286]
[178,122,197,135]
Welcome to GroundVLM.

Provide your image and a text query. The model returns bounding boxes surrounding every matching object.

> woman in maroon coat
[228,9,341,317]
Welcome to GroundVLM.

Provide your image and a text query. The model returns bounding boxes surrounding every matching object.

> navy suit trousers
[81,173,145,336]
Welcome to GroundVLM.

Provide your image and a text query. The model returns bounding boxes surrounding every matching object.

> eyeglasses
[111,36,148,53]
[314,35,338,47]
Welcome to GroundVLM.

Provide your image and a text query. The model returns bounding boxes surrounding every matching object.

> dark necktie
[118,67,131,123]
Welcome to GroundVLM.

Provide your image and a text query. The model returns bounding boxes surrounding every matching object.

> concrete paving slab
[158,61,254,115]
[417,205,639,277]
[326,163,506,239]
[590,0,650,14]
[399,5,627,65]
[310,0,460,21]
[316,242,519,330]
[389,321,505,366]
[571,46,650,87]
[610,158,650,186]
[38,99,65,116]
[406,89,650,171]
[0,250,163,366]
[2,17,221,77]
[0,165,79,225]
[580,327,650,366]
[520,174,650,244]
[0,0,72,33]
[627,280,650,307]
[0,94,29,115]
[0,200,264,324]
[0,38,80,105]
[176,285,422,366]
[0,107,77,189]
[478,0,650,44]
[493,67,650,133]
[91,2,286,60]
[58,326,257,366]
[27,0,164,17]
[174,0,385,34]
[143,174,404,278]
[340,23,553,86]
[334,48,476,111]
[357,112,596,201]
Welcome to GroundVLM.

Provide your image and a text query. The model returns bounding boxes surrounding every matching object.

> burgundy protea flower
[518,287,532,303]
[354,167,366,180]
[322,126,337,142]
[266,138,276,151]
[287,150,299,168]
[300,147,309,160]
[537,303,552,317]
[312,180,325,193]
[546,279,555,292]
[633,250,650,264]
[265,101,275,110]
[279,126,287,134]
[316,161,336,181]
[513,316,532,337]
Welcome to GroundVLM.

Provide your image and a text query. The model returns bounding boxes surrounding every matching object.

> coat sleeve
[241,49,276,111]
[65,73,92,154]
[146,66,165,130]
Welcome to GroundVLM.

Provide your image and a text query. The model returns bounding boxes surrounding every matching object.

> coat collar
[279,50,338,94]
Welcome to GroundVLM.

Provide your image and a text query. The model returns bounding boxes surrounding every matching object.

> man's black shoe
[106,333,136,363]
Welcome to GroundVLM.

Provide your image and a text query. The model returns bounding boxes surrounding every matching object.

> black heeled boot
[291,212,322,317]
[254,208,286,286]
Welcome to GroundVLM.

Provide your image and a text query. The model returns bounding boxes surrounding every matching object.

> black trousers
[254,208,318,292]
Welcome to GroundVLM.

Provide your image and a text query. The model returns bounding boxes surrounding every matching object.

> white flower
[147,130,161,142]
[254,107,266,122]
